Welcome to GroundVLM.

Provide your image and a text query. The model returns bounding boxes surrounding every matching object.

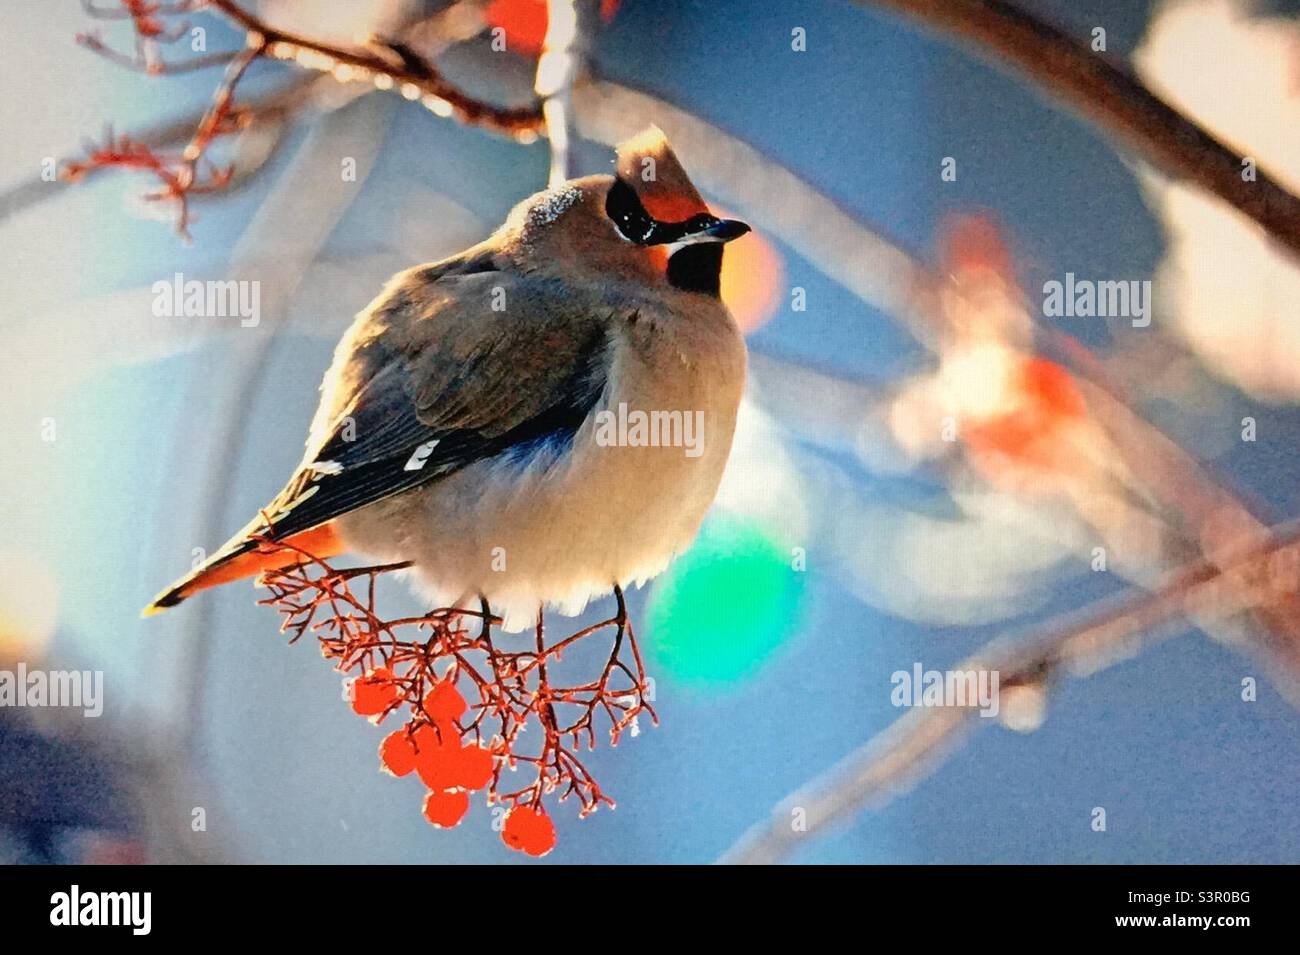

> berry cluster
[260,552,656,858]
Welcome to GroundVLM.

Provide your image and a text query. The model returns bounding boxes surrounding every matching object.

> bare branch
[857,0,1300,260]
[719,517,1300,864]
[205,0,541,134]
[536,0,599,186]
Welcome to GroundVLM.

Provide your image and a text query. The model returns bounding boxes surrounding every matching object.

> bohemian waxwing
[145,126,751,630]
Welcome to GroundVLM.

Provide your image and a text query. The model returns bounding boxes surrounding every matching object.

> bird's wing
[250,266,613,544]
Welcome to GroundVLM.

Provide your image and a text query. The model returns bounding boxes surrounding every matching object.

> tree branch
[719,516,1300,864]
[536,0,598,186]
[205,0,541,134]
[857,0,1300,260]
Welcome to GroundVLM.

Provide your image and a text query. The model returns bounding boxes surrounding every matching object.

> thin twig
[535,0,598,186]
[205,0,541,134]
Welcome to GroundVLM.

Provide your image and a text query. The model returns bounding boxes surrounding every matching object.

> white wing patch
[308,460,344,475]
[403,439,441,471]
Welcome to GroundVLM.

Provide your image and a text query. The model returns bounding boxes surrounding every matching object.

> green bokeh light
[646,514,807,687]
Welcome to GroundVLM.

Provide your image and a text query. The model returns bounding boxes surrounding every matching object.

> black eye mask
[604,178,717,246]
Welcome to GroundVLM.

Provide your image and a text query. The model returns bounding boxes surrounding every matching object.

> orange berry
[422,790,470,829]
[451,744,495,791]
[501,804,557,857]
[379,730,418,777]
[349,668,400,717]
[423,680,467,725]
[413,725,460,791]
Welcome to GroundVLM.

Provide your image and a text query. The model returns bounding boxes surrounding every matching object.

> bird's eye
[605,178,659,244]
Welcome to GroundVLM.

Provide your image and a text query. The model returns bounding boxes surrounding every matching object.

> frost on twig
[255,540,656,858]
[66,0,545,237]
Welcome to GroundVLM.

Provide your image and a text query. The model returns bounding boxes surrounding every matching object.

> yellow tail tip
[141,587,185,618]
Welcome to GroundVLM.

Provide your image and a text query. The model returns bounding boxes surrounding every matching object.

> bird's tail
[142,523,343,617]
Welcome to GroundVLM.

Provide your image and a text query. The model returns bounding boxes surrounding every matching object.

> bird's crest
[615,126,710,222]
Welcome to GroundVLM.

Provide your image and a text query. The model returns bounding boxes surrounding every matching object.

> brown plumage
[145,128,751,628]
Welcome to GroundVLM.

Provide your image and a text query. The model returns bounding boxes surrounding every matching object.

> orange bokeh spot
[941,212,1015,282]
[964,357,1087,471]
[501,804,557,857]
[717,211,783,333]
[484,0,621,57]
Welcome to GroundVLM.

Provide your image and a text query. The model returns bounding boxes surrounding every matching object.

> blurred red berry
[941,213,1015,281]
[350,667,400,717]
[423,790,470,829]
[501,804,557,857]
[484,0,621,57]
[423,680,467,725]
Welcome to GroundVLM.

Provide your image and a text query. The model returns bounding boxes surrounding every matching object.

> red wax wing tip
[350,667,400,717]
[501,805,557,857]
[380,730,418,777]
[423,790,470,829]
[423,680,467,725]
[451,744,496,791]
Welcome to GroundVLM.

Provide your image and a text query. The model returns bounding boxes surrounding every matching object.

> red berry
[422,790,470,829]
[413,725,460,791]
[451,744,495,791]
[350,668,400,718]
[379,730,418,777]
[423,680,467,725]
[501,804,557,857]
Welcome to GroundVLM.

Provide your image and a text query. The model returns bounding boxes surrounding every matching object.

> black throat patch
[667,243,723,296]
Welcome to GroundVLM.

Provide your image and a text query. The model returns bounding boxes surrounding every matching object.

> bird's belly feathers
[335,316,745,630]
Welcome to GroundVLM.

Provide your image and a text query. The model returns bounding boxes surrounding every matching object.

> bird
[144,126,751,631]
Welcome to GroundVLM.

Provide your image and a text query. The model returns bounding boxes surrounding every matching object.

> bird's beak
[680,216,751,244]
